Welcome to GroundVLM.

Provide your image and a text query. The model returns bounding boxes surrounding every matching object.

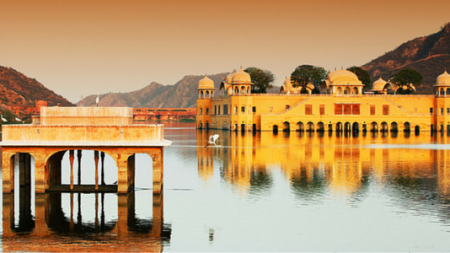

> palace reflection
[196,130,450,205]
[2,191,171,252]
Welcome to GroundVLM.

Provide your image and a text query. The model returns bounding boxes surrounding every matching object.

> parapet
[2,107,171,147]
[40,107,133,126]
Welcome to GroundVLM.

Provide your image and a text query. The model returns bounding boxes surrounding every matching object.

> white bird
[1,114,7,122]
[15,117,21,122]
[207,134,220,146]
[96,91,100,106]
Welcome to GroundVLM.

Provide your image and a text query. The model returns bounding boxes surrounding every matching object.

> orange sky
[1,0,449,102]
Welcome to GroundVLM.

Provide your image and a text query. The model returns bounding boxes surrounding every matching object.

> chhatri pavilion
[197,68,450,133]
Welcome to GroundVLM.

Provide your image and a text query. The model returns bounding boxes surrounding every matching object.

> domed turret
[231,67,252,85]
[197,75,215,99]
[372,77,387,92]
[198,75,215,90]
[436,71,450,86]
[324,69,363,96]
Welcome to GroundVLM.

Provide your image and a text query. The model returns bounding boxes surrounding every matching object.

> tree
[347,66,371,90]
[290,65,327,91]
[244,67,274,93]
[390,69,423,87]
[390,69,423,94]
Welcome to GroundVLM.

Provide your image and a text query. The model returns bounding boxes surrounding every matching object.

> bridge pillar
[151,148,164,195]
[117,154,132,194]
[35,155,47,194]
[2,152,15,193]
[77,150,82,185]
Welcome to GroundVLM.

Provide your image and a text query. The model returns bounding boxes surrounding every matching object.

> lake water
[2,121,450,252]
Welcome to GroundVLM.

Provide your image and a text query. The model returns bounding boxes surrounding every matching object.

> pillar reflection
[2,191,171,252]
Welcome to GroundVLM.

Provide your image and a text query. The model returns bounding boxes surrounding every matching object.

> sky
[1,0,450,103]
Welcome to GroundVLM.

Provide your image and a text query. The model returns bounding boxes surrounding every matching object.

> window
[370,105,375,115]
[286,105,290,110]
[252,106,256,113]
[218,106,221,115]
[383,105,389,115]
[241,106,245,113]
[320,105,325,115]
[223,105,228,115]
[335,104,343,115]
[214,105,217,115]
[441,108,444,115]
[269,107,273,112]
[234,106,237,114]
[305,105,312,115]
[200,108,203,115]
[430,108,433,114]
[206,108,209,115]
[447,108,450,115]
[352,104,360,115]
[344,105,351,115]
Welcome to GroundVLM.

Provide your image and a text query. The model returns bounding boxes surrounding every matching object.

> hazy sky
[1,0,449,103]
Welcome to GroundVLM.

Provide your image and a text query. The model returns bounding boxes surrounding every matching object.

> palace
[197,68,450,133]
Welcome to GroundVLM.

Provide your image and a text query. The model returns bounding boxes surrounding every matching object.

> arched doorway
[371,122,378,132]
[353,87,358,95]
[317,122,324,132]
[404,122,411,132]
[344,122,351,132]
[381,122,388,132]
[273,125,279,134]
[336,87,343,96]
[336,122,343,132]
[296,122,304,132]
[307,122,315,132]
[283,121,290,132]
[352,122,359,132]
[415,125,420,135]
[390,122,398,132]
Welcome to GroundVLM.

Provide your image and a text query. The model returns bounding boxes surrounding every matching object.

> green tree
[390,69,423,87]
[244,67,274,93]
[290,65,327,91]
[347,66,371,90]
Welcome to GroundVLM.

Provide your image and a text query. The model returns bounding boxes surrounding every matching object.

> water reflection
[3,191,171,252]
[196,130,450,215]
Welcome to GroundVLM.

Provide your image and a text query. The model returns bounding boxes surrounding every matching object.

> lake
[2,121,450,252]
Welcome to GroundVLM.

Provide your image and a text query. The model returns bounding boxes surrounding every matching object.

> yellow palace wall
[197,94,450,132]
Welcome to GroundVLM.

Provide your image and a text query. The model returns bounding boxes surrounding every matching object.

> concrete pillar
[35,156,46,194]
[117,154,131,194]
[70,150,74,190]
[152,148,164,195]
[2,153,15,193]
[101,152,105,185]
[77,150,82,185]
[94,151,99,190]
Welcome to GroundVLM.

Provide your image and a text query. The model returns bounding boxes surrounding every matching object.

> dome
[225,72,234,84]
[198,75,215,89]
[231,67,252,85]
[436,71,450,86]
[372,77,387,91]
[324,70,362,87]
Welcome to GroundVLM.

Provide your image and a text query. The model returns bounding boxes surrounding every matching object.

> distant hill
[0,66,73,106]
[362,23,450,93]
[78,73,229,108]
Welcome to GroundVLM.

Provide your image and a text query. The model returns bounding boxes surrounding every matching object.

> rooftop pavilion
[2,106,171,194]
